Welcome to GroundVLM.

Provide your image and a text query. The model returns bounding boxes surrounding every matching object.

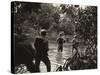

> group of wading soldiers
[33,29,79,72]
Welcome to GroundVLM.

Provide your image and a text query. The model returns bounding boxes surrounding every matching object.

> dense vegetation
[12,2,97,41]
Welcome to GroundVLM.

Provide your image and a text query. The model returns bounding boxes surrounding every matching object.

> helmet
[59,31,64,36]
[40,29,47,36]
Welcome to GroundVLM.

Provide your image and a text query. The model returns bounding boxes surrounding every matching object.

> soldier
[57,32,65,52]
[72,35,79,55]
[34,29,51,72]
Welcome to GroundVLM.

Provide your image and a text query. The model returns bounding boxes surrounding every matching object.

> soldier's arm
[56,38,59,43]
[63,38,66,43]
[34,37,39,49]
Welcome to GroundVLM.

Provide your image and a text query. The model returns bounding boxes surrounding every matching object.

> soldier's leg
[77,47,80,57]
[59,45,62,52]
[42,56,51,72]
[58,45,60,52]
[35,58,41,72]
[61,45,63,52]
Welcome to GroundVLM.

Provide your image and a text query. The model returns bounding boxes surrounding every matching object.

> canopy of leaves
[12,2,97,43]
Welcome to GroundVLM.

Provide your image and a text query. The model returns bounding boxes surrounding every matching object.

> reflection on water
[56,52,62,64]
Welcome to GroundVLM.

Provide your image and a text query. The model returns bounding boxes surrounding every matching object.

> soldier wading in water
[34,29,51,72]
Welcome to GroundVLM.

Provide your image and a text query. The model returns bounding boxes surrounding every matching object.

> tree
[77,6,97,42]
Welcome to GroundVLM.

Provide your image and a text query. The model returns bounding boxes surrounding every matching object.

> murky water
[40,42,72,72]
[16,41,86,74]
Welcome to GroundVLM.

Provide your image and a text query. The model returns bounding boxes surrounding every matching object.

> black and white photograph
[11,1,97,74]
